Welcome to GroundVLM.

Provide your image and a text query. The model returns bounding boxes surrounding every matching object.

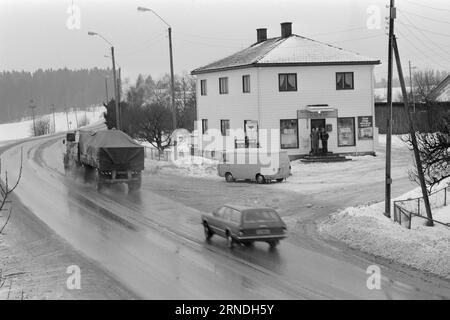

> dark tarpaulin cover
[78,129,144,171]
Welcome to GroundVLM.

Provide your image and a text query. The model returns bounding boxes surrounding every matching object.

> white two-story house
[191,22,381,159]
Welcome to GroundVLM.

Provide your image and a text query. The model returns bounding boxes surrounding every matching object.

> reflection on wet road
[2,135,449,299]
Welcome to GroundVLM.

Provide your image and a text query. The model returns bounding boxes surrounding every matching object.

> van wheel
[225,173,234,182]
[268,240,279,249]
[256,174,265,184]
[276,178,284,183]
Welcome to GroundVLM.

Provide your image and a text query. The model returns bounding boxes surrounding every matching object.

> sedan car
[201,204,287,249]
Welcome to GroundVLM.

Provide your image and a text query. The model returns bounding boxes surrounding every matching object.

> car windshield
[243,209,279,222]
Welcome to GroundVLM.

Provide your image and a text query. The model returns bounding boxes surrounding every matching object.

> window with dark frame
[220,119,230,136]
[202,119,208,135]
[242,75,250,93]
[280,119,298,149]
[336,72,354,90]
[200,79,207,95]
[279,73,297,92]
[337,117,356,147]
[219,77,229,94]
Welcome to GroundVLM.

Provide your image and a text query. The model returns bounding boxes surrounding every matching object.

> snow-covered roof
[192,34,380,75]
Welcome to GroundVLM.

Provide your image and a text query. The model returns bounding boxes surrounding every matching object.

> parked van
[218,149,291,183]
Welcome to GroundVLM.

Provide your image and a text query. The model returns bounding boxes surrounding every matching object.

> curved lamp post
[88,31,121,130]
[137,6,176,130]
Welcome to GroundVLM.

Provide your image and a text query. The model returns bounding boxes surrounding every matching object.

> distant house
[427,74,450,102]
[191,22,381,158]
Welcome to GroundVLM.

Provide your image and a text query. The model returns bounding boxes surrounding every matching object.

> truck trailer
[64,129,145,191]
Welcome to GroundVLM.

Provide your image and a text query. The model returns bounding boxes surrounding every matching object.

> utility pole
[65,106,70,130]
[385,0,395,218]
[50,104,56,133]
[74,107,79,128]
[111,46,120,130]
[105,77,109,103]
[393,37,434,226]
[29,100,37,136]
[118,67,122,130]
[168,27,177,131]
[137,7,177,130]
[409,61,416,113]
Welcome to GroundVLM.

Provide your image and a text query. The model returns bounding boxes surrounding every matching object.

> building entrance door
[311,118,325,130]
[310,119,325,155]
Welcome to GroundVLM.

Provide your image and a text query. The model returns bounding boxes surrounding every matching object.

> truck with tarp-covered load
[63,129,144,191]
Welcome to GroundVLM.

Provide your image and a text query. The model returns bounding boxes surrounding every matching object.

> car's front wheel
[268,240,279,249]
[203,223,213,240]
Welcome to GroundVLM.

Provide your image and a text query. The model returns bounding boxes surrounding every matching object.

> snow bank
[319,190,450,279]
[144,155,220,179]
[377,134,409,149]
[0,106,105,143]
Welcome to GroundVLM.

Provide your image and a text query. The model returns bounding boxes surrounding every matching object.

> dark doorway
[311,118,325,130]
[310,119,325,155]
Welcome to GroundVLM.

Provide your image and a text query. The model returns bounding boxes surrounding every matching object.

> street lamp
[88,31,121,130]
[137,6,177,130]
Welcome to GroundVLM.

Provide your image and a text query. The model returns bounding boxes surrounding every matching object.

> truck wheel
[256,174,265,184]
[225,173,234,182]
[97,182,103,191]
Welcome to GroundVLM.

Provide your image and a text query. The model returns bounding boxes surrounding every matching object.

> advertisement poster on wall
[358,116,373,140]
[337,117,355,147]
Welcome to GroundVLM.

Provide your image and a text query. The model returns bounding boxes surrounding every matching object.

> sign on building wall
[358,116,373,140]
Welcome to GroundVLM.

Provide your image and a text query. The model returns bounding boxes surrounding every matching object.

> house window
[336,72,354,90]
[242,75,250,93]
[200,79,207,95]
[337,117,356,147]
[219,77,229,94]
[220,120,230,136]
[280,119,298,149]
[202,119,208,134]
[279,73,297,91]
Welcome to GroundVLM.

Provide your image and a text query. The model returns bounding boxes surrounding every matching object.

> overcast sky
[1,0,450,83]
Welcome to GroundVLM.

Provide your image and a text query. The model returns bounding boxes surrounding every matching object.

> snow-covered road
[1,135,449,299]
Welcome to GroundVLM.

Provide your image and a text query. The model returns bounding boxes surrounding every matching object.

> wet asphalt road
[1,134,450,299]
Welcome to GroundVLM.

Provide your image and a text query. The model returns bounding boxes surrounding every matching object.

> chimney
[257,28,267,43]
[281,22,292,38]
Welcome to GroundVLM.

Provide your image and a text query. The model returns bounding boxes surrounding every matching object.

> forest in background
[0,68,114,124]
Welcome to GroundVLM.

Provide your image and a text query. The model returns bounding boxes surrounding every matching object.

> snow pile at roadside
[144,155,220,179]
[0,106,105,143]
[319,191,450,279]
[378,134,409,149]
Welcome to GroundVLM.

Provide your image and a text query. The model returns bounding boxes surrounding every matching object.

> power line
[398,13,450,57]
[331,33,385,44]
[396,29,449,69]
[397,8,450,25]
[397,20,450,38]
[402,0,450,13]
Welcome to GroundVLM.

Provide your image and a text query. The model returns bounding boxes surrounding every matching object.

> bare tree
[31,116,51,137]
[414,69,449,102]
[133,103,173,156]
[0,148,23,234]
[403,112,450,193]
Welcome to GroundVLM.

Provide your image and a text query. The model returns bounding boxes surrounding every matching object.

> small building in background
[192,22,381,159]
